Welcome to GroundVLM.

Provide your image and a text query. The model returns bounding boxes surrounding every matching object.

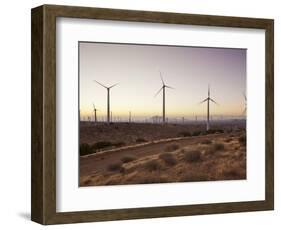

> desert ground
[79,121,246,186]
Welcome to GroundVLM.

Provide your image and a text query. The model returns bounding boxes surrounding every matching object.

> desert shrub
[182,150,201,163]
[92,141,113,151]
[114,141,126,147]
[80,143,92,156]
[215,129,224,133]
[207,129,224,134]
[239,135,246,146]
[159,153,177,166]
[206,130,215,134]
[136,138,147,143]
[107,162,123,172]
[144,160,162,172]
[205,143,225,156]
[165,143,180,152]
[213,143,225,151]
[121,155,136,163]
[201,139,212,145]
[227,129,234,133]
[192,131,201,136]
[178,131,191,137]
[206,130,214,134]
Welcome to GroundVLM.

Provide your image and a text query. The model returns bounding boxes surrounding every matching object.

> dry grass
[180,171,209,182]
[205,146,215,156]
[204,143,227,158]
[213,143,225,151]
[223,168,241,178]
[224,138,233,143]
[159,153,177,166]
[137,174,169,184]
[219,160,246,180]
[165,143,180,152]
[144,160,162,172]
[83,179,92,185]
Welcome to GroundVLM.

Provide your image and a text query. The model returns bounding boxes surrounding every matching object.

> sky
[79,42,246,121]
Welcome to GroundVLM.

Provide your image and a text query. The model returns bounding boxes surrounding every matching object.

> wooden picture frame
[31,4,274,225]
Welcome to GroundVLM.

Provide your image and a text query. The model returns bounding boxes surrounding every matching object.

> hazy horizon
[79,42,246,121]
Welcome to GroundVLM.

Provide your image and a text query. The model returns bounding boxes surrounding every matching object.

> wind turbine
[199,85,218,131]
[243,92,247,116]
[94,80,118,123]
[129,111,132,123]
[154,71,174,124]
[93,103,98,122]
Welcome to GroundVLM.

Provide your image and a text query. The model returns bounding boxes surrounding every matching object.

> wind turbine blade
[109,83,119,89]
[159,71,165,85]
[199,98,208,104]
[94,80,107,88]
[210,98,219,105]
[154,86,163,97]
[165,85,175,89]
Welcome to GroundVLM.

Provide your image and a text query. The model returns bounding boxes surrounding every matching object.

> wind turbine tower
[155,71,174,124]
[94,80,118,123]
[93,103,98,122]
[243,92,247,116]
[129,111,132,123]
[199,85,218,131]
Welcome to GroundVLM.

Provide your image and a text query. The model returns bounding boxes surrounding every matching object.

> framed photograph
[31,4,274,224]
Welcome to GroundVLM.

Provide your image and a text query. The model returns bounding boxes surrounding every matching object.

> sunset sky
[79,42,246,121]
